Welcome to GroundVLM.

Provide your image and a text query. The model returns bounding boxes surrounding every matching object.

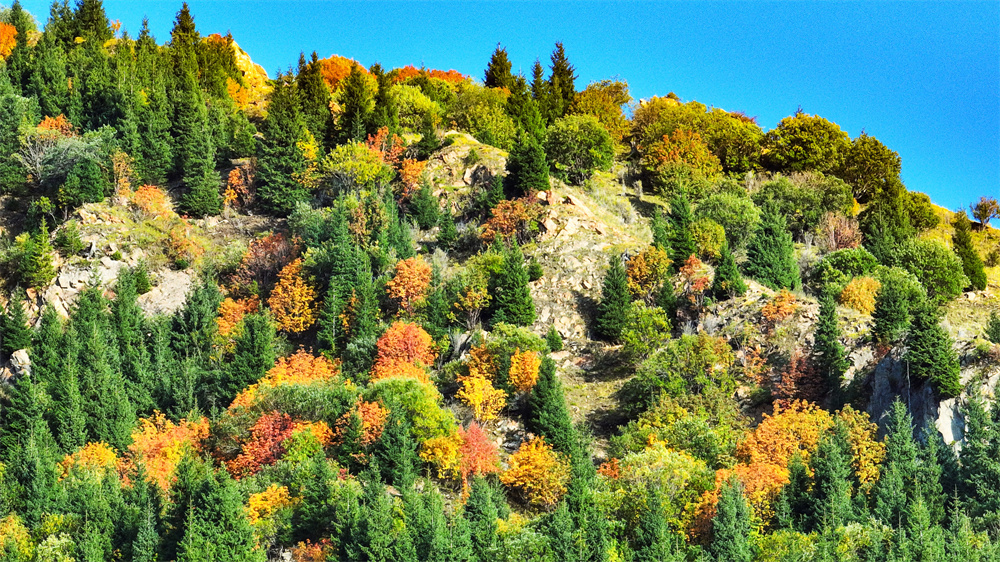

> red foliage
[331,399,389,453]
[385,257,432,316]
[366,127,405,169]
[318,55,368,90]
[772,350,825,406]
[597,458,622,479]
[37,114,77,137]
[229,232,300,297]
[457,422,500,490]
[390,65,468,84]
[480,198,543,244]
[371,321,437,382]
[227,411,297,479]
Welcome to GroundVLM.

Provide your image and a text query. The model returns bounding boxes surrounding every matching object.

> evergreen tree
[415,115,440,159]
[651,207,671,252]
[596,254,631,341]
[114,267,155,415]
[26,33,69,119]
[256,72,309,215]
[504,132,549,197]
[530,58,556,124]
[1,290,32,357]
[409,182,440,229]
[296,51,332,145]
[958,397,1000,517]
[547,42,576,118]
[814,289,847,388]
[484,44,514,90]
[437,200,458,249]
[171,275,223,359]
[216,311,276,406]
[72,0,113,43]
[370,63,400,136]
[711,242,746,300]
[952,211,987,291]
[172,82,221,217]
[527,356,576,456]
[744,201,800,290]
[490,241,535,327]
[484,174,505,211]
[632,485,680,562]
[986,310,1000,344]
[775,452,811,531]
[666,192,697,269]
[465,477,503,560]
[338,63,374,144]
[875,400,920,527]
[546,324,563,352]
[506,74,546,142]
[51,322,87,452]
[373,407,418,489]
[710,477,754,562]
[905,300,961,398]
[809,423,855,530]
[873,273,913,344]
[135,19,174,185]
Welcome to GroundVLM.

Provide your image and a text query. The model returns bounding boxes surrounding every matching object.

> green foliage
[838,132,902,204]
[484,44,514,90]
[53,220,85,256]
[526,257,543,282]
[338,63,376,144]
[621,302,672,362]
[810,247,879,294]
[872,266,925,344]
[711,478,754,562]
[544,114,614,184]
[711,243,747,300]
[744,202,800,290]
[504,132,549,197]
[490,241,535,327]
[596,254,631,341]
[762,111,851,173]
[667,191,697,269]
[1,290,31,356]
[691,217,726,260]
[896,238,968,303]
[528,356,577,457]
[545,324,563,351]
[905,300,961,398]
[752,173,853,238]
[814,290,847,388]
[58,157,108,211]
[447,84,516,149]
[952,211,986,291]
[256,72,309,215]
[986,310,1000,344]
[651,207,671,252]
[437,202,457,249]
[409,182,439,229]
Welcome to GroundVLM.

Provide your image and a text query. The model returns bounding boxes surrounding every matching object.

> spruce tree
[296,51,333,145]
[370,63,400,136]
[744,201,800,290]
[217,311,276,405]
[135,19,173,185]
[338,63,374,144]
[547,42,576,118]
[905,300,961,398]
[530,58,556,123]
[172,81,221,217]
[504,132,549,197]
[506,75,546,142]
[484,44,514,90]
[632,485,680,562]
[1,290,32,357]
[373,407,418,489]
[958,397,1000,517]
[546,324,563,351]
[26,221,57,288]
[114,268,155,415]
[651,207,671,252]
[667,192,697,269]
[814,289,848,389]
[596,254,631,341]
[484,174,505,211]
[490,241,535,327]
[874,400,919,527]
[809,424,855,530]
[527,356,576,456]
[51,323,87,452]
[710,477,754,562]
[437,201,458,249]
[256,72,309,215]
[952,211,987,291]
[711,242,747,300]
[873,272,913,344]
[986,310,1000,344]
[409,182,440,229]
[465,477,502,560]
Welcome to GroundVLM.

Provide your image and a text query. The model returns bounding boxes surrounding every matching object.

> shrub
[896,238,968,303]
[385,256,432,316]
[691,218,726,260]
[480,199,543,244]
[838,276,880,315]
[457,376,506,422]
[810,247,878,293]
[526,257,543,282]
[640,127,722,197]
[500,436,571,508]
[752,173,853,238]
[268,258,320,333]
[446,85,516,149]
[545,325,563,352]
[695,192,760,251]
[544,114,614,184]
[815,212,862,251]
[761,111,850,173]
[620,302,672,362]
[625,246,672,302]
[371,321,437,383]
[53,221,85,256]
[986,311,1000,344]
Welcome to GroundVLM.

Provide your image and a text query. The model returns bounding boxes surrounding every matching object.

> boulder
[10,349,30,377]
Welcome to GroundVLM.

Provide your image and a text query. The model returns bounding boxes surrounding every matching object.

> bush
[761,111,850,173]
[838,276,880,315]
[526,257,543,282]
[640,127,722,198]
[986,310,1000,344]
[810,247,879,293]
[446,85,516,149]
[695,191,760,251]
[871,267,925,343]
[621,302,672,362]
[895,238,968,303]
[54,220,85,256]
[691,218,726,261]
[752,173,853,238]
[544,114,614,184]
[545,325,563,352]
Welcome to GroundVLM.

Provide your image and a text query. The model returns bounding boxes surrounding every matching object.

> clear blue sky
[17,0,1000,211]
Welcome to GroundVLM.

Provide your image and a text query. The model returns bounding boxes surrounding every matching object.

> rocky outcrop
[424,132,507,190]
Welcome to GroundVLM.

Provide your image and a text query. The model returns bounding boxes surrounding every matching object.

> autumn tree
[457,375,507,423]
[972,196,1000,229]
[268,258,319,333]
[386,256,432,316]
[508,348,541,392]
[500,436,571,508]
[458,422,501,492]
[371,321,437,382]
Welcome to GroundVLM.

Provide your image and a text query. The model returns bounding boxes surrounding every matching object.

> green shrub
[986,310,1000,344]
[872,267,925,343]
[752,173,853,238]
[446,85,516,149]
[544,114,614,184]
[691,218,726,260]
[620,302,672,362]
[695,192,760,251]
[545,325,563,352]
[54,220,86,256]
[895,238,968,303]
[527,257,543,282]
[810,247,879,293]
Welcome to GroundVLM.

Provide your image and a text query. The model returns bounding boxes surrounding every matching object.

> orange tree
[386,256,432,316]
[370,321,438,382]
[500,436,571,508]
[268,258,320,333]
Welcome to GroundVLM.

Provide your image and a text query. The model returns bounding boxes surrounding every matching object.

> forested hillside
[1,1,1000,561]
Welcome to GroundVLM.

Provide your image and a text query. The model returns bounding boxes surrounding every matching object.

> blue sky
[17,0,1000,211]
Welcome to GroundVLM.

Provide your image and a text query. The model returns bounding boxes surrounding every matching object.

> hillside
[1,2,999,561]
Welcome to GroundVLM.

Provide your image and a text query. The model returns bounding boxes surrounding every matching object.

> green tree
[172,82,221,217]
[338,63,375,144]
[837,132,902,204]
[959,396,1000,518]
[59,158,108,212]
[905,300,961,398]
[114,267,155,414]
[711,477,754,562]
[633,485,681,562]
[370,63,400,136]
[465,477,504,560]
[809,424,855,530]
[296,51,333,145]
[527,356,576,456]
[484,44,514,90]
[504,132,549,197]
[544,114,613,184]
[596,254,631,341]
[546,324,563,351]
[951,211,986,291]
[651,207,671,252]
[744,202,800,290]
[1,290,32,356]
[874,400,920,528]
[409,182,439,229]
[872,267,924,344]
[217,311,276,406]
[547,42,576,119]
[667,191,697,269]
[762,110,851,174]
[986,310,1000,344]
[814,289,847,388]
[256,72,309,215]
[711,243,747,300]
[490,241,535,327]
[437,201,457,249]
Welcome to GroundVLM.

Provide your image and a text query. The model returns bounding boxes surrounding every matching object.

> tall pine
[711,477,754,562]
[256,72,309,215]
[814,289,848,389]
[490,241,535,327]
[952,210,987,291]
[666,192,697,269]
[596,254,631,341]
[744,201,800,290]
[905,300,961,398]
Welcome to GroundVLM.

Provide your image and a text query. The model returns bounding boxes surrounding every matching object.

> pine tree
[710,477,754,562]
[490,241,535,327]
[905,300,961,398]
[465,477,502,560]
[744,201,801,290]
[633,485,682,562]
[296,51,333,145]
[370,63,400,136]
[546,324,563,351]
[217,311,276,405]
[484,174,505,211]
[814,289,847,389]
[437,201,458,249]
[873,273,913,344]
[484,44,514,90]
[527,356,576,456]
[504,132,549,197]
[952,211,987,291]
[409,182,440,229]
[711,242,747,300]
[651,207,671,252]
[958,397,1000,517]
[26,221,57,288]
[809,424,855,530]
[172,82,221,217]
[666,192,697,269]
[256,71,309,215]
[338,63,374,144]
[547,42,576,118]
[374,407,418,489]
[986,310,1000,344]
[596,254,632,341]
[1,290,32,357]
[506,75,546,142]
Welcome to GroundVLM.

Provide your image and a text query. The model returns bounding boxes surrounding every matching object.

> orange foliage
[480,198,543,244]
[643,128,722,180]
[268,258,319,333]
[291,540,335,562]
[216,296,261,338]
[332,399,389,449]
[230,232,299,296]
[166,219,205,265]
[58,442,119,479]
[371,321,437,382]
[386,256,432,315]
[366,126,405,169]
[0,22,16,61]
[37,114,76,137]
[230,349,340,409]
[761,289,798,331]
[464,342,497,381]
[626,246,672,302]
[318,55,368,90]
[399,158,427,199]
[597,457,622,479]
[293,420,335,448]
[457,376,506,422]
[839,276,880,315]
[500,436,571,508]
[508,348,541,392]
[225,165,255,208]
[692,461,790,539]
[226,411,298,478]
[736,400,834,469]
[131,184,175,219]
[126,412,210,490]
[458,422,501,492]
[773,350,825,406]
[391,65,468,85]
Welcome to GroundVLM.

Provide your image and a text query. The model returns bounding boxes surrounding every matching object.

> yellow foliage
[420,432,463,479]
[126,412,210,491]
[230,349,342,409]
[457,376,506,422]
[837,406,886,491]
[268,258,320,333]
[465,341,497,381]
[0,515,33,561]
[626,246,672,301]
[500,437,570,508]
[736,400,834,469]
[508,348,540,392]
[248,484,299,526]
[292,420,335,448]
[839,276,881,315]
[58,442,119,479]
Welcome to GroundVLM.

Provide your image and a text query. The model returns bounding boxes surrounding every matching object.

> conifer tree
[296,51,333,145]
[490,241,535,327]
[172,81,221,217]
[527,356,576,456]
[809,424,855,530]
[115,268,155,414]
[256,71,309,215]
[409,182,439,229]
[530,58,557,123]
[711,242,746,300]
[51,323,87,452]
[874,400,920,527]
[744,201,800,290]
[986,310,1000,344]
[465,477,503,560]
[651,207,671,252]
[1,289,32,357]
[958,397,1000,517]
[667,192,697,269]
[217,311,276,405]
[171,275,223,359]
[135,19,174,185]
[484,174,505,211]
[547,42,576,118]
[546,324,563,351]
[952,210,987,291]
[504,132,549,197]
[506,75,546,142]
[437,201,458,249]
[814,289,848,388]
[633,485,682,562]
[905,300,961,398]
[484,44,514,90]
[293,452,343,542]
[338,63,374,144]
[26,221,57,288]
[596,254,631,341]
[711,477,754,562]
[370,63,400,136]
[374,407,418,489]
[873,273,913,344]
[774,452,811,531]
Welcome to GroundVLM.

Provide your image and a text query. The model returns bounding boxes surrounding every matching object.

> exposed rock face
[424,132,507,189]
[138,269,195,316]
[10,349,30,377]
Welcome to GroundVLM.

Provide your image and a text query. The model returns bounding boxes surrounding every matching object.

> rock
[564,194,594,218]
[582,279,593,290]
[138,269,194,316]
[542,218,558,233]
[100,256,115,268]
[593,222,607,235]
[536,191,548,203]
[562,218,579,236]
[10,349,30,377]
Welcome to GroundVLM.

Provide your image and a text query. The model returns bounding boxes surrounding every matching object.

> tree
[437,200,457,249]
[711,243,747,300]
[874,400,920,527]
[465,477,504,560]
[1,290,31,357]
[545,324,563,352]
[171,79,220,217]
[369,63,400,137]
[371,321,437,382]
[632,484,680,562]
[217,312,276,406]
[501,436,571,508]
[386,256,432,316]
[544,114,614,184]
[296,51,333,147]
[905,300,961,398]
[744,202,800,290]
[456,422,501,491]
[596,254,632,341]
[986,310,1000,344]
[711,477,754,562]
[809,424,855,529]
[338,63,375,144]
[504,132,549,197]
[490,241,535,327]
[814,289,847,389]
[547,42,576,118]
[409,182,439,229]
[667,191,697,269]
[952,211,986,291]
[268,258,319,333]
[484,44,514,90]
[762,110,851,174]
[972,196,1000,229]
[837,132,902,204]
[256,72,309,215]
[527,356,576,456]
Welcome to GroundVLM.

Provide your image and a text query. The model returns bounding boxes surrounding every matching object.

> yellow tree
[386,256,432,316]
[268,258,319,333]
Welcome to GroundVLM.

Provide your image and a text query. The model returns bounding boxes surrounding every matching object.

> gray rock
[10,349,30,377]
